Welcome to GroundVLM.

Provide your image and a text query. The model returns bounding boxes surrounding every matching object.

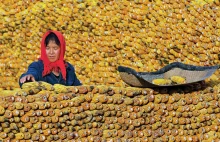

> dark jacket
[19,60,82,87]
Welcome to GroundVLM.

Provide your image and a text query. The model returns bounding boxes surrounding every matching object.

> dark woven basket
[118,62,219,88]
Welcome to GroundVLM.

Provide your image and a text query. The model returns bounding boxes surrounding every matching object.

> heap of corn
[0,0,219,89]
[0,0,220,141]
[0,81,219,141]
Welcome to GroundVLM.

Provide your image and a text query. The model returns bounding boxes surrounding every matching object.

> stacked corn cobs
[0,81,220,141]
[0,0,220,141]
[0,0,220,89]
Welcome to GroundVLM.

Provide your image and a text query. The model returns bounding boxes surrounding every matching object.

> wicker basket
[118,62,219,88]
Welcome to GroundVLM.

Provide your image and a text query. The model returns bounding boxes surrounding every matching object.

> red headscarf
[39,30,67,80]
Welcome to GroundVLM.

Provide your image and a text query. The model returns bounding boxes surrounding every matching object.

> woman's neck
[52,70,60,76]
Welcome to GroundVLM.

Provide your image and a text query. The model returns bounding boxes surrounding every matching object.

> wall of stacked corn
[0,81,220,141]
[0,0,219,89]
[0,0,220,141]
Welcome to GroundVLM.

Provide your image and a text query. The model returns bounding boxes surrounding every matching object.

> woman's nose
[49,48,54,54]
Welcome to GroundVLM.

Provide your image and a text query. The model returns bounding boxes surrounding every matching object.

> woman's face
[46,40,60,62]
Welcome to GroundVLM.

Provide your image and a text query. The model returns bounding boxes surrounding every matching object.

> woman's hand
[20,74,36,83]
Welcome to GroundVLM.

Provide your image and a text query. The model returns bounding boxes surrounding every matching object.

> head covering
[39,30,67,80]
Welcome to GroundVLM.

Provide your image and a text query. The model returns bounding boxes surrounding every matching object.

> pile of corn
[0,0,219,89]
[0,81,220,141]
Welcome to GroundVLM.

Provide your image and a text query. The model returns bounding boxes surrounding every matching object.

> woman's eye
[54,47,59,50]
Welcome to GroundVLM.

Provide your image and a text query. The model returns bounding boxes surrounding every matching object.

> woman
[19,30,82,87]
